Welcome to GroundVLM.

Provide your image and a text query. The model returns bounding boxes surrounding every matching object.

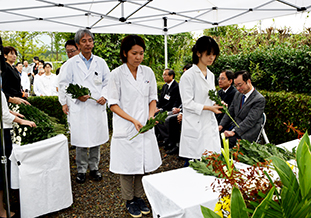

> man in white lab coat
[58,29,110,184]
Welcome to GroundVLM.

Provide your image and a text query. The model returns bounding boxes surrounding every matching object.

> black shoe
[126,201,142,217]
[134,197,150,215]
[76,173,86,183]
[90,170,102,181]
[166,146,179,155]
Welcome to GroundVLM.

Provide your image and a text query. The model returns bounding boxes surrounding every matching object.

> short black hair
[221,70,234,83]
[192,36,219,65]
[168,69,175,79]
[234,70,251,82]
[3,46,17,56]
[39,60,45,65]
[15,62,23,66]
[120,35,146,63]
[65,39,78,50]
[33,56,39,61]
[43,62,52,69]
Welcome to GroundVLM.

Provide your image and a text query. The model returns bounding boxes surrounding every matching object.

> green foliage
[260,90,311,144]
[230,186,249,218]
[66,83,96,101]
[129,111,168,140]
[11,103,66,145]
[232,140,295,166]
[0,31,48,62]
[27,96,67,127]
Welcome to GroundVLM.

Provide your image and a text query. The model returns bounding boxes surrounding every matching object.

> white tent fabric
[1,0,311,35]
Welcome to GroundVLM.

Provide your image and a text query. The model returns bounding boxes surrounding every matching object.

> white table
[10,134,73,218]
[142,167,220,218]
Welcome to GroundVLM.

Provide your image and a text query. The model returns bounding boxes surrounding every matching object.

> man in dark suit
[216,70,237,124]
[219,70,265,148]
[157,69,181,112]
[156,68,181,146]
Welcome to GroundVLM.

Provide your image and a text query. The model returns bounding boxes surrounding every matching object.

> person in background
[65,39,80,59]
[2,46,30,105]
[0,90,36,218]
[23,60,33,85]
[216,70,237,124]
[58,29,110,184]
[179,36,223,167]
[107,35,161,218]
[33,68,45,96]
[15,62,30,96]
[32,56,39,76]
[155,68,181,148]
[219,70,266,148]
[40,63,58,96]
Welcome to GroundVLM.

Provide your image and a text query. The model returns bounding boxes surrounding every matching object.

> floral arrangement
[213,195,231,218]
[10,103,66,145]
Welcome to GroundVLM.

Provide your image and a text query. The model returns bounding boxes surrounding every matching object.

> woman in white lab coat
[179,36,223,167]
[108,35,161,217]
[40,63,58,96]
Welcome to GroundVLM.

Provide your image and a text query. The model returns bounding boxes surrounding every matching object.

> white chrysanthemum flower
[23,132,26,137]
[24,127,28,132]
[18,128,22,133]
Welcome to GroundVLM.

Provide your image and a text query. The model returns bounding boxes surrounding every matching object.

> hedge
[29,90,311,145]
[210,45,311,95]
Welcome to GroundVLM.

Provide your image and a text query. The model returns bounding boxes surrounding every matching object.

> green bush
[27,96,67,127]
[210,45,311,94]
[260,90,311,144]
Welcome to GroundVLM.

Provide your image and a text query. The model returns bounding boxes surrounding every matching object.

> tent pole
[164,33,168,68]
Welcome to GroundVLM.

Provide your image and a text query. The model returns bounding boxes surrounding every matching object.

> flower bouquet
[10,103,66,145]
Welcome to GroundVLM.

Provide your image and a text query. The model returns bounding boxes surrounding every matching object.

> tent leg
[164,34,168,68]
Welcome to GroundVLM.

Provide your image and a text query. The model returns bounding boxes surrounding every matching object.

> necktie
[240,95,246,109]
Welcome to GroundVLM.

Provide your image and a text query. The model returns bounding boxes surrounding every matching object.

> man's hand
[224,130,235,137]
[172,107,181,114]
[177,113,183,123]
[97,97,106,105]
[218,125,223,132]
[62,104,69,115]
[77,95,90,102]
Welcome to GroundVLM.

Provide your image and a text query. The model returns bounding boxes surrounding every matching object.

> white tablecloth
[142,167,220,218]
[9,134,73,218]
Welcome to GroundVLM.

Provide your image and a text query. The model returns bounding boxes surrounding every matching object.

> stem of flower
[129,132,139,141]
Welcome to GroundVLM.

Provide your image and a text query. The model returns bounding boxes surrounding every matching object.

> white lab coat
[108,64,162,174]
[1,91,15,129]
[58,54,110,147]
[179,64,221,159]
[20,70,30,91]
[40,73,58,96]
[33,75,44,96]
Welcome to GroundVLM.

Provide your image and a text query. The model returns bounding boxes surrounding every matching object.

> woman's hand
[19,120,36,127]
[10,110,24,118]
[9,97,31,105]
[210,105,223,114]
[132,119,143,132]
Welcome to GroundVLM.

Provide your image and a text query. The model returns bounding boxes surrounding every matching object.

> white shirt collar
[244,87,254,101]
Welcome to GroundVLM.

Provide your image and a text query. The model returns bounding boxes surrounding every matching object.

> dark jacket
[220,89,265,142]
[157,80,181,112]
[216,85,237,124]
[2,62,23,102]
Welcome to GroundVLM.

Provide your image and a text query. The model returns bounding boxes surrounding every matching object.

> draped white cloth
[10,134,73,218]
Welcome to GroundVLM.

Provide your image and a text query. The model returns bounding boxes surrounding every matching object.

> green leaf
[201,205,222,218]
[296,132,311,198]
[231,186,249,218]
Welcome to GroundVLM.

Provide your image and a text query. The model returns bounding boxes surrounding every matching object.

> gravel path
[38,140,184,218]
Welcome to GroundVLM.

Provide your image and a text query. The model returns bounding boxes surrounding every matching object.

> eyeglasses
[218,77,227,81]
[234,82,245,88]
[66,49,77,54]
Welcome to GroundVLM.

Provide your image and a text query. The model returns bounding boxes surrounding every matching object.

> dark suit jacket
[216,85,237,124]
[157,80,181,111]
[2,62,23,102]
[220,89,265,142]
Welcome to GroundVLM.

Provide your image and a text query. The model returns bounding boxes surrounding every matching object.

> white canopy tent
[1,0,311,66]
